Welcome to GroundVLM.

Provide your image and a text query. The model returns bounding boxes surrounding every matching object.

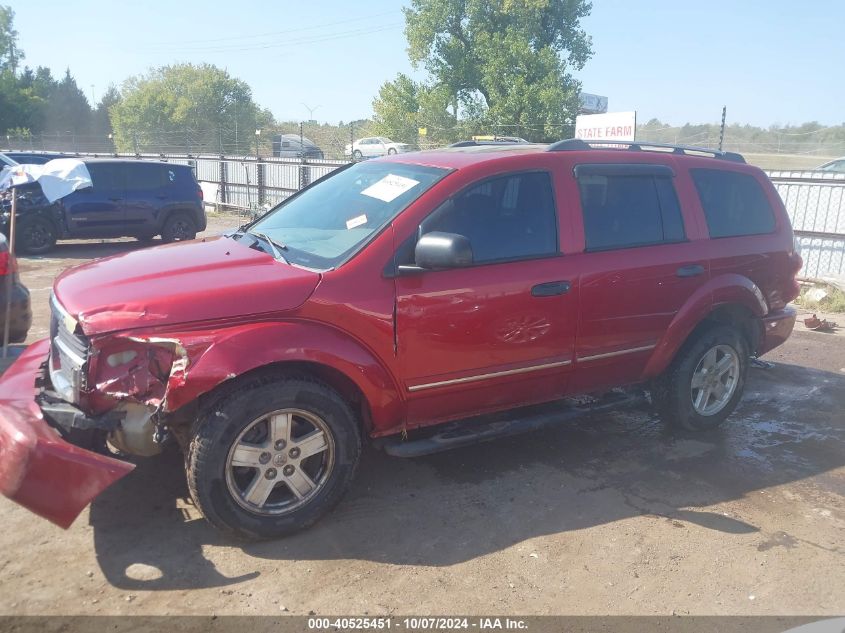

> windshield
[248,161,448,269]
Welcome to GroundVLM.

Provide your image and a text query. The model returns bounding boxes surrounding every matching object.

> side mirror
[413,231,473,270]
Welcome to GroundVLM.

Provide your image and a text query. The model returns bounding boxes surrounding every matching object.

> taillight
[0,251,15,276]
[197,187,204,201]
[788,250,803,276]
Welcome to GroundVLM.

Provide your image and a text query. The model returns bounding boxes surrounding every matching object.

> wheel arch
[159,206,199,231]
[643,273,768,379]
[160,321,403,437]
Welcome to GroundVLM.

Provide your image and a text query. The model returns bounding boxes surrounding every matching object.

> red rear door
[565,161,712,393]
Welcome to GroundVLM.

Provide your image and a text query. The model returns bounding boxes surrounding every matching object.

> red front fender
[0,340,134,528]
[148,321,404,434]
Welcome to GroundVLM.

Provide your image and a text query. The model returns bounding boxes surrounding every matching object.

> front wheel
[187,376,361,539]
[387,147,397,155]
[352,150,362,160]
[652,325,749,431]
[17,215,57,255]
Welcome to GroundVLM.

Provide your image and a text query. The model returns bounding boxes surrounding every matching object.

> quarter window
[691,169,776,238]
[576,167,686,251]
[420,171,558,264]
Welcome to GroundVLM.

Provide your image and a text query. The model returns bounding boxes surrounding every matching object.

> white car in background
[345,137,412,159]
[815,157,845,173]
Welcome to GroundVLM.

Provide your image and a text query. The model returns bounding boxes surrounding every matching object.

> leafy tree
[110,63,274,153]
[92,84,120,139]
[42,69,91,139]
[0,5,22,73]
[373,0,593,142]
[0,70,41,135]
[371,74,424,144]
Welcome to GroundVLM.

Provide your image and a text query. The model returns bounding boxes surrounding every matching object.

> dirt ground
[0,215,843,616]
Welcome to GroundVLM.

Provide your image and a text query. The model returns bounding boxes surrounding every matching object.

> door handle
[676,264,705,278]
[108,197,123,202]
[531,281,571,297]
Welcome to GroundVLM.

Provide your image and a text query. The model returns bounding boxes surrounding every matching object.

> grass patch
[795,282,845,313]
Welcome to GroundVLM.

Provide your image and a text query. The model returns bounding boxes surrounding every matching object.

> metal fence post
[219,157,228,207]
[257,159,266,205]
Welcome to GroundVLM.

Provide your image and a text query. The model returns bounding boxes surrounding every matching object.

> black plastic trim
[574,163,675,178]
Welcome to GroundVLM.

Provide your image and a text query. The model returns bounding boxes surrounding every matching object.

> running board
[380,390,648,458]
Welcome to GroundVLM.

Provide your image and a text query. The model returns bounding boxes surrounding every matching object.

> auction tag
[346,214,368,230]
[360,174,420,202]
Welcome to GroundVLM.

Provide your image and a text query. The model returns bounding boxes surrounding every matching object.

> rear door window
[126,163,165,191]
[86,163,124,193]
[575,165,686,251]
[691,169,776,238]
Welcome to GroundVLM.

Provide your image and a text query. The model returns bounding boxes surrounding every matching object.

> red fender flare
[157,321,404,433]
[643,274,767,379]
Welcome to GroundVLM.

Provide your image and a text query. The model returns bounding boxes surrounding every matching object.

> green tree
[92,84,120,140]
[371,73,423,145]
[0,5,22,73]
[42,69,91,139]
[374,0,593,142]
[110,63,274,153]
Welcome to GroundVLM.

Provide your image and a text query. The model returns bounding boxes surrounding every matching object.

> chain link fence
[2,132,844,279]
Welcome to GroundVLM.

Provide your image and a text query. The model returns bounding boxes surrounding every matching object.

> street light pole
[301,103,321,121]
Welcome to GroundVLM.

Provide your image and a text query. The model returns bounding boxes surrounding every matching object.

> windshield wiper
[249,230,289,263]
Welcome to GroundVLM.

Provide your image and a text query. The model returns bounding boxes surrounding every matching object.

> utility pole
[718,106,727,151]
[301,103,321,121]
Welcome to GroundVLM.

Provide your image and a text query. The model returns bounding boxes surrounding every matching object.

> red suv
[0,140,801,539]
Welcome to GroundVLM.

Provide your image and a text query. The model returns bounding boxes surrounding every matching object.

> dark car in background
[1,159,206,254]
[0,232,31,343]
[3,152,65,165]
[272,134,325,159]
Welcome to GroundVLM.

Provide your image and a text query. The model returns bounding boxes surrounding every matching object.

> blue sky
[7,0,843,126]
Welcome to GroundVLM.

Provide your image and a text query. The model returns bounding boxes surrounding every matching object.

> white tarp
[0,158,92,203]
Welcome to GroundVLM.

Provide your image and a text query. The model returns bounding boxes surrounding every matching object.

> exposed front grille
[49,295,89,403]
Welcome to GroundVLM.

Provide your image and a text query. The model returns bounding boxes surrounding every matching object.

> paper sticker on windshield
[346,214,368,230]
[360,174,420,202]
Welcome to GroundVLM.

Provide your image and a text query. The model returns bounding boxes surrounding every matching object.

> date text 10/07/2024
[307,617,529,630]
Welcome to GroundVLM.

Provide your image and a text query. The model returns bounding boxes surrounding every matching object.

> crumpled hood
[53,235,321,335]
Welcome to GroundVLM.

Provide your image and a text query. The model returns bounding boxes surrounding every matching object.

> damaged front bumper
[0,339,134,528]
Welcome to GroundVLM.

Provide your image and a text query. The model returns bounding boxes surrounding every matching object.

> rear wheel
[17,215,57,255]
[161,213,197,243]
[652,325,749,431]
[187,376,361,539]
[352,150,362,160]
[388,147,397,155]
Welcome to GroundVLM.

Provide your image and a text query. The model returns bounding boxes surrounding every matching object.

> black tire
[17,215,57,255]
[652,325,749,432]
[161,213,197,243]
[387,147,397,155]
[352,150,363,160]
[187,375,361,540]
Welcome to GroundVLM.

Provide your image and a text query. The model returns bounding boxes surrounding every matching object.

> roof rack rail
[449,138,531,148]
[546,138,745,163]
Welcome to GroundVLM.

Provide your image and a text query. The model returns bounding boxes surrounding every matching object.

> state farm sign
[575,111,637,142]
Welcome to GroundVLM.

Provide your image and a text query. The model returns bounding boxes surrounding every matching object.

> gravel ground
[0,215,842,616]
